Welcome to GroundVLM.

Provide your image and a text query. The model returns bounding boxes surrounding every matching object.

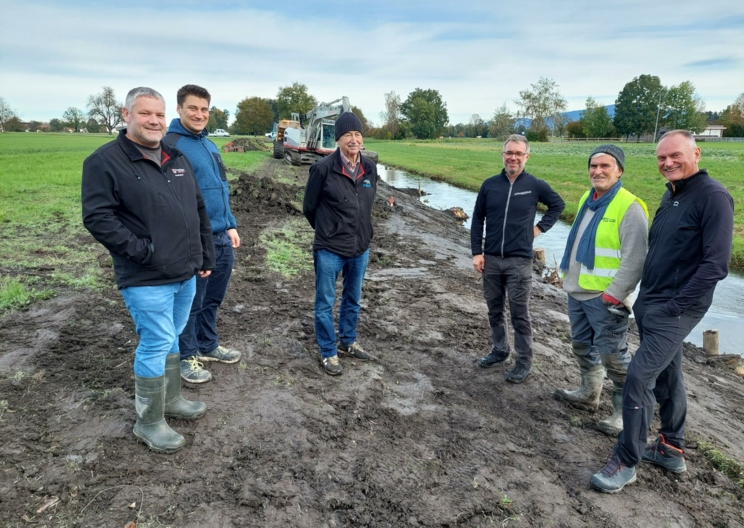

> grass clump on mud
[257,217,314,277]
[698,440,744,488]
[0,277,54,312]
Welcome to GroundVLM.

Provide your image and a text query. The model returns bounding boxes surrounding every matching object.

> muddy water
[378,165,744,356]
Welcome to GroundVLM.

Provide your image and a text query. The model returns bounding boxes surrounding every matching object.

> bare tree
[380,91,401,139]
[87,86,123,135]
[0,97,19,130]
[515,77,567,140]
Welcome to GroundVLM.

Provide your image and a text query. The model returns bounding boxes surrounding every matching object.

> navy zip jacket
[163,119,237,234]
[303,149,377,258]
[471,170,565,258]
[82,130,215,289]
[640,170,733,316]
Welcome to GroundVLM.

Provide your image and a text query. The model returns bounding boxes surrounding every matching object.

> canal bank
[378,164,743,356]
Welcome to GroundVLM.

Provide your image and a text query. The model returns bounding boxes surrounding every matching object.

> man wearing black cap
[591,130,733,493]
[554,145,648,436]
[303,112,377,376]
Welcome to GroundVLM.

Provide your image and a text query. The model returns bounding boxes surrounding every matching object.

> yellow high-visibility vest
[575,187,648,291]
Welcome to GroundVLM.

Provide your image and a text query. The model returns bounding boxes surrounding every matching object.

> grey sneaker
[478,348,509,368]
[321,355,343,376]
[196,345,241,364]
[590,452,637,493]
[180,357,212,384]
[338,342,370,361]
[505,362,531,383]
[642,434,687,473]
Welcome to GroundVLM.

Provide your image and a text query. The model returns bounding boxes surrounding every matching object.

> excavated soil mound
[0,158,743,527]
[223,137,270,152]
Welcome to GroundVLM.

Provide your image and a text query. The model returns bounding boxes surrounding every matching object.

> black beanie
[589,144,625,172]
[334,112,363,141]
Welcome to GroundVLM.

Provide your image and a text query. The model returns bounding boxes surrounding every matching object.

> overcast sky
[1,0,743,126]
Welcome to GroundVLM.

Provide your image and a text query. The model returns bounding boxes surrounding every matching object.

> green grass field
[365,138,744,268]
[0,133,270,311]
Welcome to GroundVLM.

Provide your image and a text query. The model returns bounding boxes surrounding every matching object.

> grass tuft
[258,218,314,277]
[697,440,744,488]
[0,277,55,312]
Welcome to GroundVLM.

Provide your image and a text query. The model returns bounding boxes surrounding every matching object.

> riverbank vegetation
[365,138,744,269]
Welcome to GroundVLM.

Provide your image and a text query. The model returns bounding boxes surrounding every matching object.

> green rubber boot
[597,382,623,436]
[133,375,185,453]
[554,345,605,412]
[164,354,207,420]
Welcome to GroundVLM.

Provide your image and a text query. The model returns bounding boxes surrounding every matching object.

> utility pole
[653,89,665,143]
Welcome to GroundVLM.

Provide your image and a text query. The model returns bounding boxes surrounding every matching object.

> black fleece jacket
[303,149,377,258]
[471,170,565,258]
[82,131,215,289]
[640,170,734,316]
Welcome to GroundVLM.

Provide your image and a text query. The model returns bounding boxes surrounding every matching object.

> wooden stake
[703,329,719,356]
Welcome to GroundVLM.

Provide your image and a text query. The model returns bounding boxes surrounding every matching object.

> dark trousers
[616,299,703,466]
[179,231,235,360]
[482,255,533,365]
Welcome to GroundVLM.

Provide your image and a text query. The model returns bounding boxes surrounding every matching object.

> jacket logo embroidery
[672,201,679,206]
[362,179,372,188]
[171,168,185,177]
[513,190,532,196]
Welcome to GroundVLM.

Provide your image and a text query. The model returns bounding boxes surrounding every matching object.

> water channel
[378,165,744,356]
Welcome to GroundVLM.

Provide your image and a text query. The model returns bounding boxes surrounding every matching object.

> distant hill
[561,104,615,122]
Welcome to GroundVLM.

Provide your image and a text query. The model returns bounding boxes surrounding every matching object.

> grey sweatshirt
[563,201,648,309]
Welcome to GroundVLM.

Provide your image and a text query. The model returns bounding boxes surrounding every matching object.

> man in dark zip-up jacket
[592,130,734,494]
[163,85,242,385]
[303,112,377,376]
[471,134,565,383]
[82,87,215,454]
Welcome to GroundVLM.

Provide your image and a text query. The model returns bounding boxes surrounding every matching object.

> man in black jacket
[591,130,734,493]
[82,87,215,453]
[471,134,565,382]
[303,112,377,376]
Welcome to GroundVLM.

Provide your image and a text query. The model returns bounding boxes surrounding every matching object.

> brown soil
[1,159,743,528]
[223,138,269,152]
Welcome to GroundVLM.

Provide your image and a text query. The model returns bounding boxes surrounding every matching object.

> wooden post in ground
[703,329,719,355]
[533,248,545,267]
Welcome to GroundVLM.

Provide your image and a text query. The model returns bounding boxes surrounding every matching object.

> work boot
[505,362,531,383]
[553,363,605,412]
[133,375,185,453]
[596,382,623,436]
[478,347,509,368]
[642,434,687,473]
[590,451,637,494]
[164,354,206,420]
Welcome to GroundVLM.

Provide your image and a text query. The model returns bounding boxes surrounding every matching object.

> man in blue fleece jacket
[163,85,241,384]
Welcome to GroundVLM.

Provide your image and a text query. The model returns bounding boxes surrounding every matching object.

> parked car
[211,129,230,137]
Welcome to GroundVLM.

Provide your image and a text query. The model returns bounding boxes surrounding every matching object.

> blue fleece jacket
[163,119,237,233]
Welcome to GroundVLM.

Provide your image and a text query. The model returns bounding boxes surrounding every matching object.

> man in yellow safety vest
[555,144,648,436]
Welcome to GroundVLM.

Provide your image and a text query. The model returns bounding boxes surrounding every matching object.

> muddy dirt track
[1,158,743,528]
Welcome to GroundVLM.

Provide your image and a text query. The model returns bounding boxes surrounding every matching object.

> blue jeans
[567,294,631,383]
[313,249,369,358]
[179,231,234,360]
[120,277,196,378]
[482,255,533,365]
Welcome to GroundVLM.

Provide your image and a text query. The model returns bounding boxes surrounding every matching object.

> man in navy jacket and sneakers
[82,87,214,453]
[591,130,734,493]
[471,134,565,383]
[303,112,377,376]
[163,85,242,384]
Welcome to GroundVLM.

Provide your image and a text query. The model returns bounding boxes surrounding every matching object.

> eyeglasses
[503,151,527,158]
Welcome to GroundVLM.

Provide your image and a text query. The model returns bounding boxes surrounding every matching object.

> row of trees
[3,82,743,140]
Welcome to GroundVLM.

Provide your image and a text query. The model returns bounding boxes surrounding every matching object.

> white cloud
[1,0,742,124]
